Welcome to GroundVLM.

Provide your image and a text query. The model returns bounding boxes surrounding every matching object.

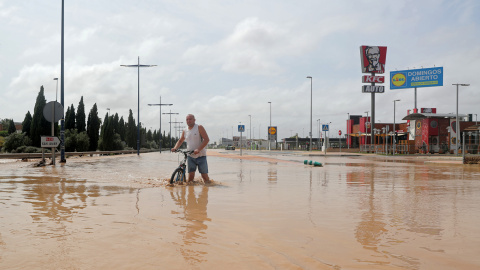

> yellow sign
[268,127,277,135]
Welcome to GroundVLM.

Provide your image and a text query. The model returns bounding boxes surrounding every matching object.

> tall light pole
[268,101,271,151]
[60,0,66,163]
[317,119,321,150]
[393,99,400,155]
[148,96,172,153]
[121,57,157,155]
[452,83,470,156]
[249,115,252,150]
[364,111,369,149]
[307,76,313,151]
[107,108,110,116]
[347,113,350,149]
[53,78,59,102]
[163,110,179,149]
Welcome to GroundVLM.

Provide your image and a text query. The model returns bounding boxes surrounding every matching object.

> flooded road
[1,150,479,269]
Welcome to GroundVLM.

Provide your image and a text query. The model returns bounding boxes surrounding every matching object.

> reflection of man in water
[363,46,384,73]
[170,186,210,263]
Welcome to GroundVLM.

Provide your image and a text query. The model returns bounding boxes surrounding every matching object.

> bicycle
[170,149,194,185]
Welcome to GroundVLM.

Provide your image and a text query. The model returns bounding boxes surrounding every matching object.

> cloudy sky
[1,0,479,143]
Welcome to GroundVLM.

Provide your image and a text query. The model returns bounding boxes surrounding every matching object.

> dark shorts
[187,156,208,174]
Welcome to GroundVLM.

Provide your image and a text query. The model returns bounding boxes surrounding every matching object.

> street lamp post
[393,99,400,155]
[163,110,179,149]
[148,96,172,153]
[364,111,369,151]
[452,83,470,156]
[347,113,350,149]
[317,119,321,150]
[307,76,313,151]
[121,57,157,155]
[249,115,252,150]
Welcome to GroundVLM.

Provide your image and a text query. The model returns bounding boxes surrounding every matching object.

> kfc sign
[360,45,387,74]
[362,75,385,84]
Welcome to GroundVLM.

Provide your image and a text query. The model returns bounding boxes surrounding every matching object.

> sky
[1,0,479,143]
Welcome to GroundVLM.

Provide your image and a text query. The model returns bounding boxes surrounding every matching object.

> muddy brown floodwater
[1,150,479,269]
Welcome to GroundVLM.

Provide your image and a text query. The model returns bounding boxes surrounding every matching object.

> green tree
[87,103,101,151]
[3,133,31,153]
[147,129,153,142]
[126,109,136,148]
[76,131,90,152]
[118,116,126,141]
[76,96,86,133]
[22,111,32,136]
[65,104,76,130]
[65,129,77,152]
[8,119,16,134]
[112,113,119,135]
[30,86,50,147]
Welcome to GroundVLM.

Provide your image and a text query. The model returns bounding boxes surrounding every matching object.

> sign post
[43,101,64,165]
[360,45,388,150]
[268,126,277,150]
[322,124,329,155]
[238,125,245,156]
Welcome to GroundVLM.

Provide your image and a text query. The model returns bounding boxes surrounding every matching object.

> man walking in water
[172,114,211,183]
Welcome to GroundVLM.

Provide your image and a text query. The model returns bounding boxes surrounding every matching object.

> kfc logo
[362,75,385,83]
[360,45,387,74]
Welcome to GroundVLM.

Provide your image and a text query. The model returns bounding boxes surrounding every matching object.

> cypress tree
[30,86,50,147]
[118,116,126,141]
[76,96,86,133]
[126,109,136,148]
[87,103,101,151]
[22,111,32,136]
[65,104,76,130]
[8,119,16,134]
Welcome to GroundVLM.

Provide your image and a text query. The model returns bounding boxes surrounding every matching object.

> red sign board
[338,130,342,135]
[362,75,385,83]
[360,45,387,74]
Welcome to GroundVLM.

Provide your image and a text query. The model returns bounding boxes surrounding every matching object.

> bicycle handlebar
[172,149,194,155]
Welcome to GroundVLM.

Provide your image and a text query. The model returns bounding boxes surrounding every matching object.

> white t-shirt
[185,124,207,158]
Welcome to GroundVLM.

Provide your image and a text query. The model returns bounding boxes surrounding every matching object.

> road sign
[338,130,342,136]
[41,136,60,148]
[322,125,329,131]
[238,125,245,132]
[43,101,64,122]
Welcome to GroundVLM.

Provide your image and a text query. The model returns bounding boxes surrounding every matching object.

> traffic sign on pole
[41,136,61,148]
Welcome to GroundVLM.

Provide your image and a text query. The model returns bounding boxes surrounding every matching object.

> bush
[15,146,42,153]
[65,129,90,152]
[76,131,90,152]
[3,133,31,153]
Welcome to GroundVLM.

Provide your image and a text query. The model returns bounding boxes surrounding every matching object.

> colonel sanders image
[362,46,385,73]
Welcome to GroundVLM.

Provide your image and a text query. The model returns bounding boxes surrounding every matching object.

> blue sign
[390,67,443,90]
[322,124,329,131]
[238,125,245,132]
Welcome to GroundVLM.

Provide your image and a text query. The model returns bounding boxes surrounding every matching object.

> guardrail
[0,149,159,159]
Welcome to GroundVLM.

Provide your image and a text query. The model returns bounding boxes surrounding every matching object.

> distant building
[346,108,479,154]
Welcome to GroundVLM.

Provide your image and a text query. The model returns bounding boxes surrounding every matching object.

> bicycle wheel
[170,168,185,184]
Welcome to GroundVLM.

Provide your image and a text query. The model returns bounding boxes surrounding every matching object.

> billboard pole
[371,72,375,151]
